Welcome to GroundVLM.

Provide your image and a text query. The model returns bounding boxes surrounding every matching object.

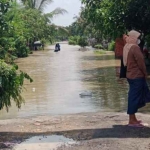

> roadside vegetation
[67,0,150,51]
[0,0,67,110]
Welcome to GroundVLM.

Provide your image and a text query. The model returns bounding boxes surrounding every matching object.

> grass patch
[94,49,107,54]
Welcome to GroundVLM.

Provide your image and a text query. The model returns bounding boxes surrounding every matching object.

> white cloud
[44,0,81,26]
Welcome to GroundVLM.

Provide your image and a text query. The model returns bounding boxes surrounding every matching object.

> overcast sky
[44,0,81,27]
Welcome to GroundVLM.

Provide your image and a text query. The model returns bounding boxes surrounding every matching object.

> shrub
[16,44,29,57]
[69,40,77,45]
[94,44,103,49]
[108,41,115,51]
[0,60,33,111]
[15,37,29,57]
[68,36,80,45]
[78,37,88,47]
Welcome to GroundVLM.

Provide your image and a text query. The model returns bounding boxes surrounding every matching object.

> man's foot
[137,120,142,123]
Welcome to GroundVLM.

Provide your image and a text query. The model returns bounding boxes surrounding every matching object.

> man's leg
[129,114,138,124]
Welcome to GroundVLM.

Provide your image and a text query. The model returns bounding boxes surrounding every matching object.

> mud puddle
[13,135,77,150]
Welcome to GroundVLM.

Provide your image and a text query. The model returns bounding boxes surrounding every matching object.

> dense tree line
[68,0,150,48]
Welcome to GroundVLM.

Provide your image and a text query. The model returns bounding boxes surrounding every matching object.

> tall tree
[21,0,67,19]
[21,0,52,11]
[82,0,150,39]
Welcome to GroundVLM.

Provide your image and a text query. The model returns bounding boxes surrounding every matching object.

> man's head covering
[123,30,141,66]
[128,30,141,39]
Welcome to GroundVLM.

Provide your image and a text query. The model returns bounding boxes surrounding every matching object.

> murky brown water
[0,43,150,119]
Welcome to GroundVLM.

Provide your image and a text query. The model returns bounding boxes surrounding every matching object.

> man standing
[123,30,150,127]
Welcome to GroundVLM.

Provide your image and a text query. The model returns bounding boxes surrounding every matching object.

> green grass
[94,50,107,54]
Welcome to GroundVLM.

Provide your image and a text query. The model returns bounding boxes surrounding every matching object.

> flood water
[0,43,150,119]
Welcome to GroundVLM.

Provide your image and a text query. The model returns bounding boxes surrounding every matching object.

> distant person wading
[54,43,60,52]
[122,30,150,127]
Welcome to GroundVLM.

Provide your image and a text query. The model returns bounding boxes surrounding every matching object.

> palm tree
[21,0,67,18]
[20,0,68,45]
[21,0,53,11]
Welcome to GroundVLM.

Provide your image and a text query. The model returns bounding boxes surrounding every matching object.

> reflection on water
[0,43,150,119]
[80,66,129,112]
[14,135,76,150]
